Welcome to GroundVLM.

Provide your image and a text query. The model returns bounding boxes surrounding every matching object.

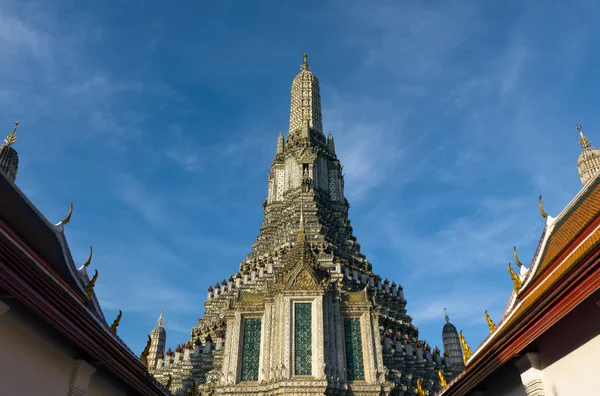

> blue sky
[2,0,599,355]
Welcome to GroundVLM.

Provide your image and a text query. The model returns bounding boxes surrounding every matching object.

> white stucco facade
[0,300,128,396]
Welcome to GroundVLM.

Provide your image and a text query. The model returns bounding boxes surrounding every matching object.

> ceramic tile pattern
[241,318,261,381]
[344,318,365,381]
[294,303,312,375]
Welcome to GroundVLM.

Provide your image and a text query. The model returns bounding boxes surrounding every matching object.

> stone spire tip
[157,310,164,326]
[444,308,450,323]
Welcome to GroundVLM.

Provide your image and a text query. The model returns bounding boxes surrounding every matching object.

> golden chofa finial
[484,310,496,333]
[301,52,310,71]
[438,369,448,388]
[82,246,93,268]
[165,374,172,391]
[576,125,590,149]
[4,122,19,146]
[513,246,522,268]
[416,378,426,396]
[84,269,98,300]
[508,262,522,293]
[140,334,151,367]
[538,195,548,219]
[110,310,122,335]
[60,203,74,226]
[458,330,472,365]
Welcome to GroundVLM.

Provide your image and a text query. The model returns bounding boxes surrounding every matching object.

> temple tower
[442,309,464,372]
[146,54,451,396]
[148,311,167,369]
[576,125,600,185]
[288,53,323,134]
[257,54,366,268]
[0,122,20,182]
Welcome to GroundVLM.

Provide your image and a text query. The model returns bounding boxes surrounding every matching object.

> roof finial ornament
[4,122,19,146]
[576,125,590,149]
[484,310,496,333]
[438,369,448,388]
[110,310,122,335]
[458,330,472,365]
[444,308,450,323]
[84,269,98,300]
[513,246,522,267]
[158,309,164,326]
[508,262,522,293]
[538,195,549,219]
[416,378,426,396]
[301,52,310,72]
[140,335,151,366]
[82,246,93,268]
[59,203,74,226]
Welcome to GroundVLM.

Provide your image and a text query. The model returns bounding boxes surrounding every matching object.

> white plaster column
[371,310,386,384]
[283,297,291,379]
[259,301,273,383]
[68,359,96,396]
[361,312,376,384]
[313,296,325,378]
[334,298,346,382]
[221,315,240,385]
[515,353,545,396]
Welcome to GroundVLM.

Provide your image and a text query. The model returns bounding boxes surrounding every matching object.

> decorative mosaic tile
[294,303,312,375]
[240,318,261,382]
[344,317,365,380]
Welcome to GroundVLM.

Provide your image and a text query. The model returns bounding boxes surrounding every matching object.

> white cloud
[111,173,170,226]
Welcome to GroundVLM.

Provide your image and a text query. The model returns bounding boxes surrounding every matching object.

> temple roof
[441,169,600,395]
[0,169,169,395]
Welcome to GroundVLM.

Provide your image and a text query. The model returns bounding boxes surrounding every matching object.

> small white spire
[277,131,284,154]
[157,310,164,326]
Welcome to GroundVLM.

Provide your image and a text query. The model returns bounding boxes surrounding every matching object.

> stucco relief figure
[302,167,313,192]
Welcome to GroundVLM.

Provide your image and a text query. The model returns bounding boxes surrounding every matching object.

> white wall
[0,300,129,396]
[537,290,600,396]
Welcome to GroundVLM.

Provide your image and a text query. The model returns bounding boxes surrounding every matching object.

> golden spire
[157,309,164,326]
[4,122,19,146]
[576,125,590,149]
[513,246,522,267]
[458,330,472,365]
[110,310,122,335]
[484,310,496,333]
[438,369,448,388]
[508,262,522,293]
[84,269,98,300]
[538,195,548,219]
[300,52,310,71]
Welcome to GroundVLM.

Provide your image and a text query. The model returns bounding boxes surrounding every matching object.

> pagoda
[145,54,459,395]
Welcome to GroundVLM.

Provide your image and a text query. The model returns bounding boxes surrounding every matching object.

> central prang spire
[288,53,323,135]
